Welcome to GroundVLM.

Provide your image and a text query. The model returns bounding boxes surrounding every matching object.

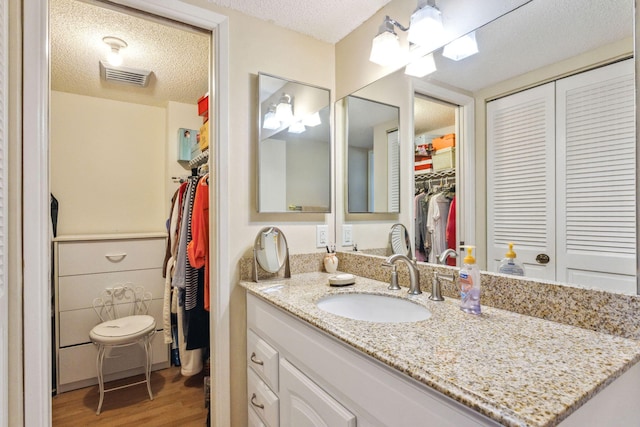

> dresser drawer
[57,268,164,311]
[57,238,166,276]
[248,405,267,427]
[247,367,279,427]
[247,328,279,392]
[58,333,169,387]
[59,300,163,347]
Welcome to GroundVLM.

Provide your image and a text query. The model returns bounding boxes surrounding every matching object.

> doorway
[22,0,230,425]
[49,0,210,420]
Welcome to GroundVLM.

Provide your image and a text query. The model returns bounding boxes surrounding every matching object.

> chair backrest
[93,284,152,322]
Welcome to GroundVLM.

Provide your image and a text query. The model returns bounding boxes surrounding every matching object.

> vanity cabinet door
[280,358,356,427]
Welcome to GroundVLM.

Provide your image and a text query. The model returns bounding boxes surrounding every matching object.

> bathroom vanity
[241,272,640,427]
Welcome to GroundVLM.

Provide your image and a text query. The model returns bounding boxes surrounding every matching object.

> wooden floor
[52,366,209,426]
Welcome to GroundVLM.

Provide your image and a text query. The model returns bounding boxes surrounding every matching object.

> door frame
[22,0,231,425]
[412,80,475,255]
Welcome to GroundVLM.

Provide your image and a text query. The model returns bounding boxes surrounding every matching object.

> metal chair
[89,284,156,415]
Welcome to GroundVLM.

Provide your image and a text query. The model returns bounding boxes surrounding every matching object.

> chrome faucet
[437,248,458,265]
[430,271,454,301]
[382,254,421,295]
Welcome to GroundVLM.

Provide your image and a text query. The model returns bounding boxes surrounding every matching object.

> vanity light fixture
[262,104,280,130]
[369,16,403,66]
[405,52,437,77]
[442,32,479,61]
[302,111,322,127]
[275,94,294,124]
[288,121,306,134]
[407,0,444,50]
[102,36,127,67]
[369,0,446,69]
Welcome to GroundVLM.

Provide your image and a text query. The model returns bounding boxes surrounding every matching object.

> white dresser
[54,233,170,393]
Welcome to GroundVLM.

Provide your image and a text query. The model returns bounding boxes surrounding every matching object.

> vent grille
[99,61,152,87]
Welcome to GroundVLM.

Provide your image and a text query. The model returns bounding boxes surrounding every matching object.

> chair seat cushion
[89,314,156,345]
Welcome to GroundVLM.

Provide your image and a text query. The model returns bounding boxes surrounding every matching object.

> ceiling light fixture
[102,36,127,67]
[442,32,479,61]
[405,52,437,77]
[275,94,294,124]
[263,104,280,130]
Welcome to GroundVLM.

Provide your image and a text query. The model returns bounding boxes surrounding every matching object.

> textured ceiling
[206,0,393,43]
[51,0,210,107]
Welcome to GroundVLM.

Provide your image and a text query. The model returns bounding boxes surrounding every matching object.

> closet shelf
[415,168,455,181]
[189,149,209,169]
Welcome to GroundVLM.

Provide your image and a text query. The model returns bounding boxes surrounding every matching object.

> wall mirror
[334,0,636,294]
[253,226,291,282]
[345,95,400,213]
[258,73,331,213]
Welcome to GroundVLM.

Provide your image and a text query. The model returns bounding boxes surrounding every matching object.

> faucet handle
[382,263,401,290]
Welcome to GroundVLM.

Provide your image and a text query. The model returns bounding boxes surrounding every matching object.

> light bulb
[107,47,122,66]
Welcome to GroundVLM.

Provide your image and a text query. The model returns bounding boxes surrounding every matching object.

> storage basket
[433,147,455,171]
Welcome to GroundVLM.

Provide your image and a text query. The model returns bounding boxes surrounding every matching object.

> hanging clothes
[446,196,457,266]
[188,175,210,311]
[427,192,451,264]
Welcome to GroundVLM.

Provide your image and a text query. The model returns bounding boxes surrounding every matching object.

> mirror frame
[257,72,332,214]
[252,226,291,282]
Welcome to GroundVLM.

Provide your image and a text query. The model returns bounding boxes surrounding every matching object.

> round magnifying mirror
[389,223,411,257]
[253,226,289,274]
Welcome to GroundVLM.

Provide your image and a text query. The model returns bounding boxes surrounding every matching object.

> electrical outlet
[316,225,328,248]
[342,225,353,246]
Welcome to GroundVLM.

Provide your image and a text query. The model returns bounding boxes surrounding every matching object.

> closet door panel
[487,83,556,280]
[556,59,636,292]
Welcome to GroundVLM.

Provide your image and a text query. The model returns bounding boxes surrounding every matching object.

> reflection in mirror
[258,73,331,213]
[252,226,291,282]
[389,223,411,257]
[346,96,400,213]
[334,0,636,294]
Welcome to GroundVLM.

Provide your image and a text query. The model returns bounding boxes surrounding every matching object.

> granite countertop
[241,272,640,427]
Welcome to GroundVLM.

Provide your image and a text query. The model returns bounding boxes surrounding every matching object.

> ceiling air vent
[99,61,152,87]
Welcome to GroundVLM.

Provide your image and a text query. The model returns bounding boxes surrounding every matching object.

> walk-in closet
[49,0,213,423]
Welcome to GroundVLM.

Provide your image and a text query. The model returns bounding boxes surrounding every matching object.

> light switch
[342,225,353,246]
[316,225,328,248]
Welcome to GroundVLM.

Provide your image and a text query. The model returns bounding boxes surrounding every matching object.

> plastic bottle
[498,242,525,276]
[459,246,481,315]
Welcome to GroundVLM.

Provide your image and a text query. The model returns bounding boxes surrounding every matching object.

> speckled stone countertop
[241,272,640,427]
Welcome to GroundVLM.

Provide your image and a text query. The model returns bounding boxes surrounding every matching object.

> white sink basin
[316,293,431,323]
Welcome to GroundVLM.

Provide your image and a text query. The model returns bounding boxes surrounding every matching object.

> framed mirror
[257,73,331,213]
[345,95,400,213]
[253,226,291,282]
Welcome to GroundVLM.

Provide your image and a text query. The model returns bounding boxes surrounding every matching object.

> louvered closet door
[487,83,556,280]
[556,59,636,292]
[387,129,400,212]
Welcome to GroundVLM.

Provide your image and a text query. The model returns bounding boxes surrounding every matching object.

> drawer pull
[105,253,127,262]
[250,352,264,366]
[250,393,264,410]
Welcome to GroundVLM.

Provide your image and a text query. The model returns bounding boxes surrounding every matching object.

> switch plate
[316,225,328,248]
[342,225,353,246]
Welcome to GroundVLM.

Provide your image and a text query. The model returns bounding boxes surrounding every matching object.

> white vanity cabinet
[246,293,497,427]
[54,234,170,393]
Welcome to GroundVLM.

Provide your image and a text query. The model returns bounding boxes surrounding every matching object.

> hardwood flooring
[52,367,209,426]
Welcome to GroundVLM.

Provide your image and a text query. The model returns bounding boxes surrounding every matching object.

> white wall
[50,91,166,235]
[286,138,330,210]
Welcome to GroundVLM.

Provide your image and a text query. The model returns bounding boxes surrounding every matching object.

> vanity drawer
[57,333,169,389]
[247,367,279,427]
[58,301,163,347]
[57,268,164,311]
[57,238,165,276]
[248,405,267,427]
[247,328,279,391]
